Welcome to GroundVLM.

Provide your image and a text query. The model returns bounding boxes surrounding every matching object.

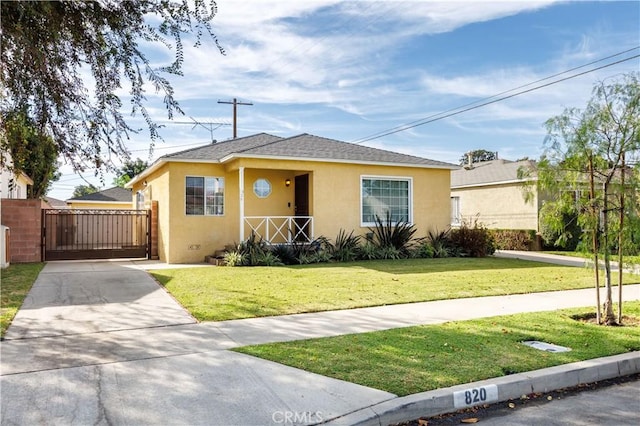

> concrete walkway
[2,257,639,425]
[495,249,640,274]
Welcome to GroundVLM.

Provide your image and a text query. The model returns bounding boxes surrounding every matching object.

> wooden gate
[42,209,150,260]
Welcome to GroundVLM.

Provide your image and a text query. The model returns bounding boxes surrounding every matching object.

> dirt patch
[570,312,640,326]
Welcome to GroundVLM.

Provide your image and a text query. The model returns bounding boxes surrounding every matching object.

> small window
[136,191,145,210]
[253,178,271,198]
[186,176,224,216]
[451,196,461,225]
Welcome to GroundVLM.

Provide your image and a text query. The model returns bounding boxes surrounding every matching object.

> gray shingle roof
[164,133,457,169]
[451,159,536,188]
[67,186,132,202]
[164,133,283,161]
[44,197,69,208]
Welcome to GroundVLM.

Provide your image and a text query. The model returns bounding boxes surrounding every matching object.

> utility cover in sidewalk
[522,341,571,353]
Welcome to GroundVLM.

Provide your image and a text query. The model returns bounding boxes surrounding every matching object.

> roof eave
[126,158,219,188]
[65,200,132,205]
[219,153,459,170]
[451,177,537,189]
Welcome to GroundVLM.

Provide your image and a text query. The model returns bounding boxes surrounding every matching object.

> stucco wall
[133,159,452,263]
[451,183,538,230]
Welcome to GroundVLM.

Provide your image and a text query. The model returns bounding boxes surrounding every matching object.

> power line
[351,47,640,144]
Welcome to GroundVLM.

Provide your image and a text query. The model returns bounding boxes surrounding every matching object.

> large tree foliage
[459,149,497,166]
[533,73,640,325]
[72,184,99,199]
[1,0,224,173]
[113,158,149,187]
[1,109,61,199]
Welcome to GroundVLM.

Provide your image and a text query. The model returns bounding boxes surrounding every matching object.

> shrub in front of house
[331,229,361,262]
[366,213,421,259]
[224,233,284,266]
[422,229,454,258]
[450,221,495,257]
[224,217,497,266]
[224,233,334,266]
[490,229,537,251]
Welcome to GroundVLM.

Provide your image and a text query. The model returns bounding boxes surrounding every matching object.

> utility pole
[218,98,253,139]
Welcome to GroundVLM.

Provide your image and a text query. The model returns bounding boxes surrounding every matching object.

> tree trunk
[588,155,601,324]
[602,181,616,325]
[618,153,625,324]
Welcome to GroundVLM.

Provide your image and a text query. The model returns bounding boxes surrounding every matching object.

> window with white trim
[451,196,461,225]
[185,176,224,216]
[361,177,411,225]
[253,178,271,198]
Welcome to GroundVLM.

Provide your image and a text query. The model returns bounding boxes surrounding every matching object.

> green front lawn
[1,263,44,337]
[151,258,637,321]
[236,302,640,396]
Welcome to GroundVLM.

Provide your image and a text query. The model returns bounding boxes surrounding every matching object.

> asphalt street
[446,377,640,426]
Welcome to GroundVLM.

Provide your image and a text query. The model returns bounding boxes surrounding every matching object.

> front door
[294,174,310,241]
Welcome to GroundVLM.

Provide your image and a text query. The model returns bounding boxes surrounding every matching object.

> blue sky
[49,0,640,200]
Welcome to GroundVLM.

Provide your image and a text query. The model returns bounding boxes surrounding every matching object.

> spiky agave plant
[369,212,418,257]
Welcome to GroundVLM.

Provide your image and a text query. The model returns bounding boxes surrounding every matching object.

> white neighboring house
[1,150,34,268]
[0,150,33,199]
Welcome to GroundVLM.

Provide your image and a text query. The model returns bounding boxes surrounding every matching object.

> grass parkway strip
[235,302,640,397]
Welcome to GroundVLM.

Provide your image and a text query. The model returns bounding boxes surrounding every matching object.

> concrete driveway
[3,260,197,339]
[0,260,394,425]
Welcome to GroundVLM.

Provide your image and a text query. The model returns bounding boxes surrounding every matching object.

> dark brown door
[294,174,310,241]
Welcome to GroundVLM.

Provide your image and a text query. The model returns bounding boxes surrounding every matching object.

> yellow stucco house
[66,187,133,209]
[450,158,540,231]
[127,133,458,264]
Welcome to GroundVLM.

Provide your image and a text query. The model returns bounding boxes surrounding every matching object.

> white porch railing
[243,216,313,244]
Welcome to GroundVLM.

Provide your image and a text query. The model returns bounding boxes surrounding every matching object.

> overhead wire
[350,47,640,144]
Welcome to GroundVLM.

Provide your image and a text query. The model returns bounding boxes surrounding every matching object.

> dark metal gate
[42,209,150,260]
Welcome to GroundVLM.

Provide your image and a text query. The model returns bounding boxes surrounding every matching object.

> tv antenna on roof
[167,117,230,143]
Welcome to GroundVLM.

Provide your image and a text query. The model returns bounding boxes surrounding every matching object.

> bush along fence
[489,229,540,251]
[222,215,496,267]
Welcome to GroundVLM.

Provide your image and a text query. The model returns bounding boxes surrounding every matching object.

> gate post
[150,201,159,260]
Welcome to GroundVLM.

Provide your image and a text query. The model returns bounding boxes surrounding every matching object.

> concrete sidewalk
[2,258,640,425]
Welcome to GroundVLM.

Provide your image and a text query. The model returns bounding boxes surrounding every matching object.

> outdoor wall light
[285,178,291,187]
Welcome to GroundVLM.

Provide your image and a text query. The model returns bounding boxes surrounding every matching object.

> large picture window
[361,176,411,225]
[186,176,224,216]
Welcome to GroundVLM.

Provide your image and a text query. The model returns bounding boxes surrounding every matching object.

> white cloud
[165,1,563,107]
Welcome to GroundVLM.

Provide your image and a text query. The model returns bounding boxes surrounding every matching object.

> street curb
[323,352,640,426]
